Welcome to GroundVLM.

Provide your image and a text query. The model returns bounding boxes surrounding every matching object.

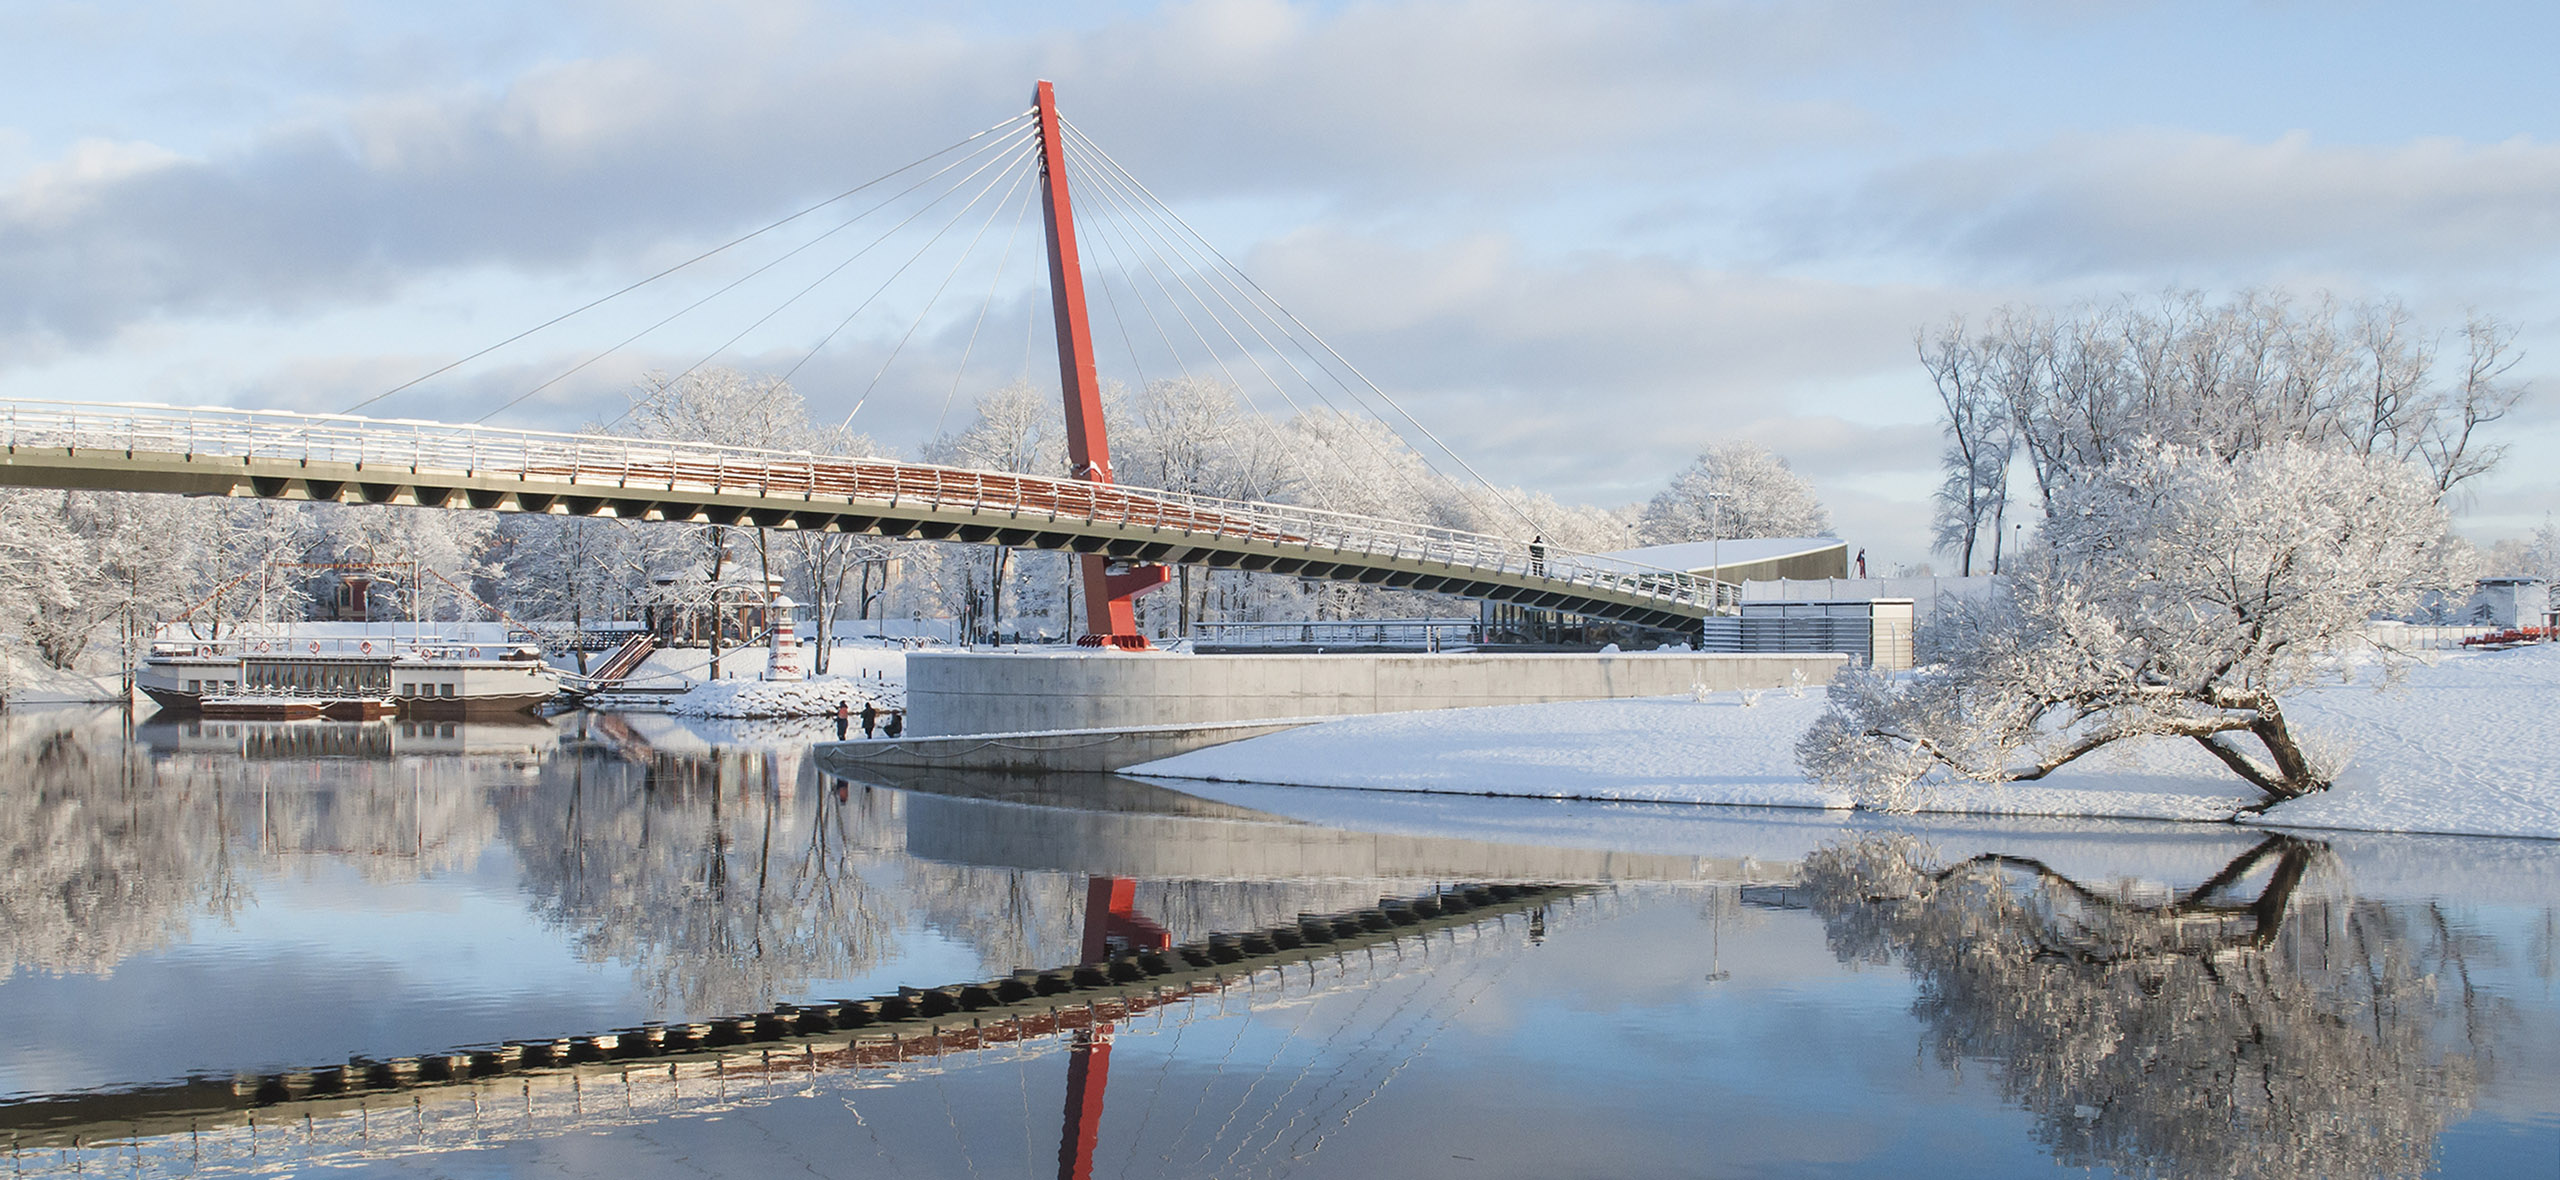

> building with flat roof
[1482,537,1848,648]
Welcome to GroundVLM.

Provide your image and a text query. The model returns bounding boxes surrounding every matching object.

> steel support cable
[1191,972,1330,1175]
[1071,194,1152,391]
[1063,124,1472,526]
[1274,936,1505,1156]
[1056,153,1268,424]
[1064,130,1360,429]
[635,136,1042,424]
[1251,939,1489,1175]
[1107,975,1210,1180]
[482,122,1042,430]
[1073,164,1206,387]
[1068,120,1399,436]
[1069,147,1256,406]
[1064,118,1547,537]
[1149,970,1267,1171]
[1064,116,1475,467]
[1286,925,1537,1175]
[814,148,1040,432]
[1063,139,1453,516]
[1056,145,1307,423]
[932,173,1037,440]
[343,108,1034,418]
[1215,952,1415,1175]
[1018,272,1040,384]
[1070,145,1462,537]
[1140,956,1371,1180]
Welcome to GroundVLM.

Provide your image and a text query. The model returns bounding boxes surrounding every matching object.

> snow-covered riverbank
[1132,644,2560,840]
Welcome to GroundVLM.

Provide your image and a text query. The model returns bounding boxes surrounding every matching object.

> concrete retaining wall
[907,650,1849,737]
[814,720,1317,775]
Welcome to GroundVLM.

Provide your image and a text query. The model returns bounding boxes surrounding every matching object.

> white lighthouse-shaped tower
[764,594,806,681]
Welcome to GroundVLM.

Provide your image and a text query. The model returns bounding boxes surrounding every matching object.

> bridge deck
[0,400,1728,627]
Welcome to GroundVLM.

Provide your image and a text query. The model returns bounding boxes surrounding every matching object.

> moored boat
[138,635,562,719]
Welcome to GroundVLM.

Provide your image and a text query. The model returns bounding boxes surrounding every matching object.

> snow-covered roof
[1593,537,1846,576]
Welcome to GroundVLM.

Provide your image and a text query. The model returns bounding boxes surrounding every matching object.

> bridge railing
[2,400,1736,614]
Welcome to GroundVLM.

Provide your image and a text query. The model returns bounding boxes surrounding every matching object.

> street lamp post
[1708,491,1731,613]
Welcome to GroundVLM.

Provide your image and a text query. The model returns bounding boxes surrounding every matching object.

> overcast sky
[5,0,2556,571]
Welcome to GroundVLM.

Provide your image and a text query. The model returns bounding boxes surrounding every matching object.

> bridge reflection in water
[3,875,1589,1178]
[2,709,1622,1177]
[1,709,2544,1180]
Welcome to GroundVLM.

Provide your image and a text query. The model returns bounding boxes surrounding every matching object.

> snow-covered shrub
[1800,440,2458,810]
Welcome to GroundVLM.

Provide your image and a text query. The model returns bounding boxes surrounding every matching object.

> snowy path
[1133,646,2560,840]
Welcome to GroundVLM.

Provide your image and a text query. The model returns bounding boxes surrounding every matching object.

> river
[1,705,2552,1178]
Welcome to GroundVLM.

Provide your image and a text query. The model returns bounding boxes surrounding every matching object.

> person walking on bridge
[861,702,879,738]
[1529,535,1547,576]
[835,701,850,741]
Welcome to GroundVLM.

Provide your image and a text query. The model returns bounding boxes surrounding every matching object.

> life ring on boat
[467,646,483,659]
[308,640,321,654]
[360,641,373,654]
[254,641,269,653]
[196,645,212,657]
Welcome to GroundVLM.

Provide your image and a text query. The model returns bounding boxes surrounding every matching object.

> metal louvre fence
[1192,619,1482,650]
[3,399,1727,617]
[1698,616,1902,666]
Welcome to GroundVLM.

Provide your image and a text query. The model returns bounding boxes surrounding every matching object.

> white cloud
[0,0,1958,351]
[1835,130,2560,279]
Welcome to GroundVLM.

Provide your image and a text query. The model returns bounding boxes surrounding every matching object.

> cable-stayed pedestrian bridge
[0,398,1728,629]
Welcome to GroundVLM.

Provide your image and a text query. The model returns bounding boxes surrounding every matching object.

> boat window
[441,684,456,698]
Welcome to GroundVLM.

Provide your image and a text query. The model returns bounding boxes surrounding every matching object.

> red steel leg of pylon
[1057,1025,1113,1180]
[1058,875,1148,1180]
[1034,79,1164,648]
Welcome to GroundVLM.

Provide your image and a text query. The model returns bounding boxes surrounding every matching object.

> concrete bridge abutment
[905,650,1849,737]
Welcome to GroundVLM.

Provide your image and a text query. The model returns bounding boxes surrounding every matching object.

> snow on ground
[2262,644,2560,840]
[663,674,898,718]
[601,642,908,688]
[580,640,908,715]
[1133,645,2560,840]
[2,656,127,704]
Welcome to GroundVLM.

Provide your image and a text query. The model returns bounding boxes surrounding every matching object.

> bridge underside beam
[0,448,1714,629]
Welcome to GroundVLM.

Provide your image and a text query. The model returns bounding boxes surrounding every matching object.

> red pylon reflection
[1058,876,1171,1180]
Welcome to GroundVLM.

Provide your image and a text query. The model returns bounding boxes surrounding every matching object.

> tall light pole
[1708,491,1731,613]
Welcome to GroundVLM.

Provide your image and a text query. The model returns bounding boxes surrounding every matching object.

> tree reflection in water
[1801,835,2503,1180]
[0,710,240,976]
[503,743,908,1018]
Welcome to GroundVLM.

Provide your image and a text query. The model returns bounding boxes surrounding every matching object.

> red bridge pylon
[1035,80,1171,649]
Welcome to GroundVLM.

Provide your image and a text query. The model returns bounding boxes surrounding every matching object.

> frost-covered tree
[2484,520,2560,583]
[303,502,500,621]
[1640,441,1831,544]
[176,500,316,639]
[0,491,199,672]
[1923,293,2524,532]
[925,382,1070,641]
[1114,377,1292,634]
[1800,440,2458,809]
[1920,322,2018,575]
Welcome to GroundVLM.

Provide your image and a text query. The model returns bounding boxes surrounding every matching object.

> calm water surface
[1,705,2552,1179]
